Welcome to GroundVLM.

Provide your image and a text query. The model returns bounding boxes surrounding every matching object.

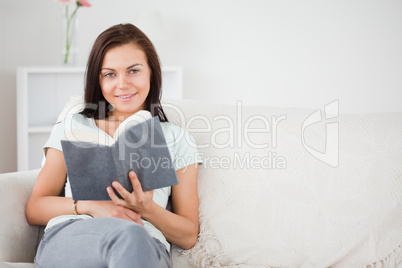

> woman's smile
[116,93,137,101]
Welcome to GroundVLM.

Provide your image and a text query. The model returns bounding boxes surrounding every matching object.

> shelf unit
[17,66,183,171]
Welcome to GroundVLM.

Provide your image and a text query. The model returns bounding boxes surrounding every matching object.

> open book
[61,111,179,201]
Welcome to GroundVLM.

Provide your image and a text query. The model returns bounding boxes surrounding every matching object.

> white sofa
[1,99,402,267]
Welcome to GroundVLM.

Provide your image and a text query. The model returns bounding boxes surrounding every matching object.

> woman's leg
[34,217,171,268]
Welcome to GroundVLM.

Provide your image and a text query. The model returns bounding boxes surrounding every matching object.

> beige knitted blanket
[165,100,402,267]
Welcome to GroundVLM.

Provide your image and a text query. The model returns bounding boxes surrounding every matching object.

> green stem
[64,4,80,64]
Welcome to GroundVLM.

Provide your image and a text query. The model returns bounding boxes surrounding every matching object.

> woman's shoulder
[69,113,93,124]
[49,113,96,140]
[160,121,202,168]
[160,121,182,131]
[58,113,94,128]
[160,121,197,147]
[45,113,93,153]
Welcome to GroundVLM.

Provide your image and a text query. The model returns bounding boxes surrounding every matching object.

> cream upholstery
[0,170,40,267]
[1,99,401,267]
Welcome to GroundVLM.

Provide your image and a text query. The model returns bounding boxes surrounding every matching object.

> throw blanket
[165,100,402,268]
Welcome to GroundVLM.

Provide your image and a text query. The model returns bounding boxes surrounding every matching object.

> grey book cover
[61,116,179,200]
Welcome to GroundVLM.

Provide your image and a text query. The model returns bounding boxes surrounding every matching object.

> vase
[62,10,79,66]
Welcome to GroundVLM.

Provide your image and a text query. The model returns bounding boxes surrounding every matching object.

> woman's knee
[99,220,161,266]
[103,219,152,247]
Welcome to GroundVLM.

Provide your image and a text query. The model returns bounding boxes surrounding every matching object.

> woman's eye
[130,69,139,74]
[104,73,115,77]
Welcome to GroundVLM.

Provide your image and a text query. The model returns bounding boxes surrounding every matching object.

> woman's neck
[107,111,132,122]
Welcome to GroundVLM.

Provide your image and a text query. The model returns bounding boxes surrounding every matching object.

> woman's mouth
[117,93,136,101]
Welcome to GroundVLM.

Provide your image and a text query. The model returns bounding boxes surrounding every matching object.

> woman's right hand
[78,200,144,226]
[26,148,144,227]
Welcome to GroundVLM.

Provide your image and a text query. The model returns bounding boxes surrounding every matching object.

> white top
[43,111,202,251]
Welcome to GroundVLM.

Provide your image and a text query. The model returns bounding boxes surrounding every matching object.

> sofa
[1,99,402,267]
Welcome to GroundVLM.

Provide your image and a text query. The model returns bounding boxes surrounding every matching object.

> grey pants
[34,217,172,268]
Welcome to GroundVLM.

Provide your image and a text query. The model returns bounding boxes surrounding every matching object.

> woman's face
[99,43,151,119]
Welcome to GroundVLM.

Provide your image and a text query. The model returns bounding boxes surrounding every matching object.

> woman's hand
[79,200,144,226]
[107,170,155,218]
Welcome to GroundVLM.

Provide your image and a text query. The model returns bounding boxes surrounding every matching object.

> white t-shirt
[43,111,202,251]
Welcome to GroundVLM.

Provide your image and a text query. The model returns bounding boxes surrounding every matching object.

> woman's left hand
[107,170,155,217]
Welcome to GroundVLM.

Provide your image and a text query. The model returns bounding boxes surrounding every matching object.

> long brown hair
[80,23,168,122]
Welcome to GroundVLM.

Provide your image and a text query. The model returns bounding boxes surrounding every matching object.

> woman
[26,23,201,268]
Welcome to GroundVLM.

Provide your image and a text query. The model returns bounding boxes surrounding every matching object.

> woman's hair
[80,23,168,122]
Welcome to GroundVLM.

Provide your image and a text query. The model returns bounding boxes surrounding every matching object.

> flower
[77,0,91,7]
[57,0,91,64]
[56,0,74,6]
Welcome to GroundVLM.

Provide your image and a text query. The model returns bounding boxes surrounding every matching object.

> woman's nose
[117,74,129,90]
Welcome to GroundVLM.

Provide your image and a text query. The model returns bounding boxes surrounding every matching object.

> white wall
[1,0,401,173]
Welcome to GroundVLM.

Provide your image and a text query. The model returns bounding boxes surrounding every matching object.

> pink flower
[57,0,75,5]
[56,0,91,7]
[77,0,91,7]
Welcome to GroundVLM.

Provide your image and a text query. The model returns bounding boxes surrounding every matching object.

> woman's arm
[26,148,73,225]
[26,148,143,226]
[108,163,200,250]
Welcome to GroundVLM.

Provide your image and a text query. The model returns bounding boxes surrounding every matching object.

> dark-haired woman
[26,23,201,268]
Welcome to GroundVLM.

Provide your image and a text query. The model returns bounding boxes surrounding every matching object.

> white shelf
[28,126,55,133]
[17,66,183,171]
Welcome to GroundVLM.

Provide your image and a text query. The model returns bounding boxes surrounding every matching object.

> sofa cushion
[162,99,402,267]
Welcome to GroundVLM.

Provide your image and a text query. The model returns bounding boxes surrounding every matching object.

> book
[61,112,179,201]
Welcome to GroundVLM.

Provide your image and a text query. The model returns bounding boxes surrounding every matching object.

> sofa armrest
[0,170,42,263]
